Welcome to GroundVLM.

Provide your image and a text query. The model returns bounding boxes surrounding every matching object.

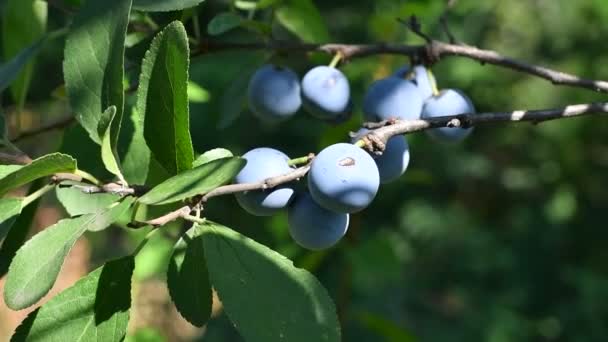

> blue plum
[362,76,423,122]
[308,143,380,213]
[234,147,295,216]
[301,66,351,120]
[421,89,475,142]
[393,64,436,100]
[352,129,411,184]
[288,192,349,250]
[247,64,301,122]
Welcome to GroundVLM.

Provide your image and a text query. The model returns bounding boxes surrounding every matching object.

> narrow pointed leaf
[167,224,212,327]
[2,0,47,106]
[202,222,341,342]
[99,106,125,182]
[11,256,135,342]
[138,157,245,205]
[137,21,194,176]
[0,198,22,241]
[0,153,76,196]
[208,12,243,35]
[118,106,152,185]
[3,198,133,310]
[133,0,205,12]
[64,0,132,143]
[192,148,233,167]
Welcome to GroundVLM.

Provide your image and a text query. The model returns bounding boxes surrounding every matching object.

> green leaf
[207,12,243,35]
[55,186,120,216]
[137,21,194,175]
[355,311,417,342]
[118,105,152,185]
[234,0,280,10]
[0,179,43,277]
[64,0,132,144]
[202,222,341,342]
[138,157,245,205]
[0,38,45,94]
[275,0,330,43]
[167,224,212,327]
[0,164,22,179]
[0,153,76,197]
[0,108,6,140]
[2,0,47,108]
[192,148,233,167]
[133,0,205,12]
[3,198,133,310]
[187,80,210,103]
[99,106,126,182]
[0,198,21,241]
[11,256,134,342]
[217,63,260,129]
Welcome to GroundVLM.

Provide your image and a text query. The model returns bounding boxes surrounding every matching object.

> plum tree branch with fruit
[2,2,608,340]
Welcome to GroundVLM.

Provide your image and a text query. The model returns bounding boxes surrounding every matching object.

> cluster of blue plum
[238,63,475,250]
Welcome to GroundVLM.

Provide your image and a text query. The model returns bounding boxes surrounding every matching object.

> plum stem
[329,52,343,68]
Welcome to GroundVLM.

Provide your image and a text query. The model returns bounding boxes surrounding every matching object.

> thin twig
[9,115,75,143]
[202,165,310,202]
[196,39,608,93]
[361,102,608,152]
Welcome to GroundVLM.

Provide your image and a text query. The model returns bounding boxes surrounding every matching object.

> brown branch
[197,39,608,93]
[363,102,608,150]
[9,115,75,143]
[202,165,311,202]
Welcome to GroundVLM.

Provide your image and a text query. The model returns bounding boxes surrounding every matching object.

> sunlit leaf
[3,198,133,310]
[203,222,341,342]
[138,157,245,205]
[167,224,212,327]
[12,256,135,342]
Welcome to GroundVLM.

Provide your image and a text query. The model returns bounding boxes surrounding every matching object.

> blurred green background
[2,0,608,341]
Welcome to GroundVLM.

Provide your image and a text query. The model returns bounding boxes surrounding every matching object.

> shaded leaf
[138,157,245,205]
[3,198,133,310]
[137,21,194,175]
[0,38,45,94]
[64,0,132,143]
[11,256,134,342]
[0,198,21,241]
[167,224,212,327]
[2,0,47,107]
[55,186,120,216]
[202,222,341,342]
[355,311,417,342]
[208,12,243,36]
[192,148,233,167]
[0,153,76,196]
[275,0,330,43]
[217,61,265,129]
[133,0,205,12]
[0,108,6,140]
